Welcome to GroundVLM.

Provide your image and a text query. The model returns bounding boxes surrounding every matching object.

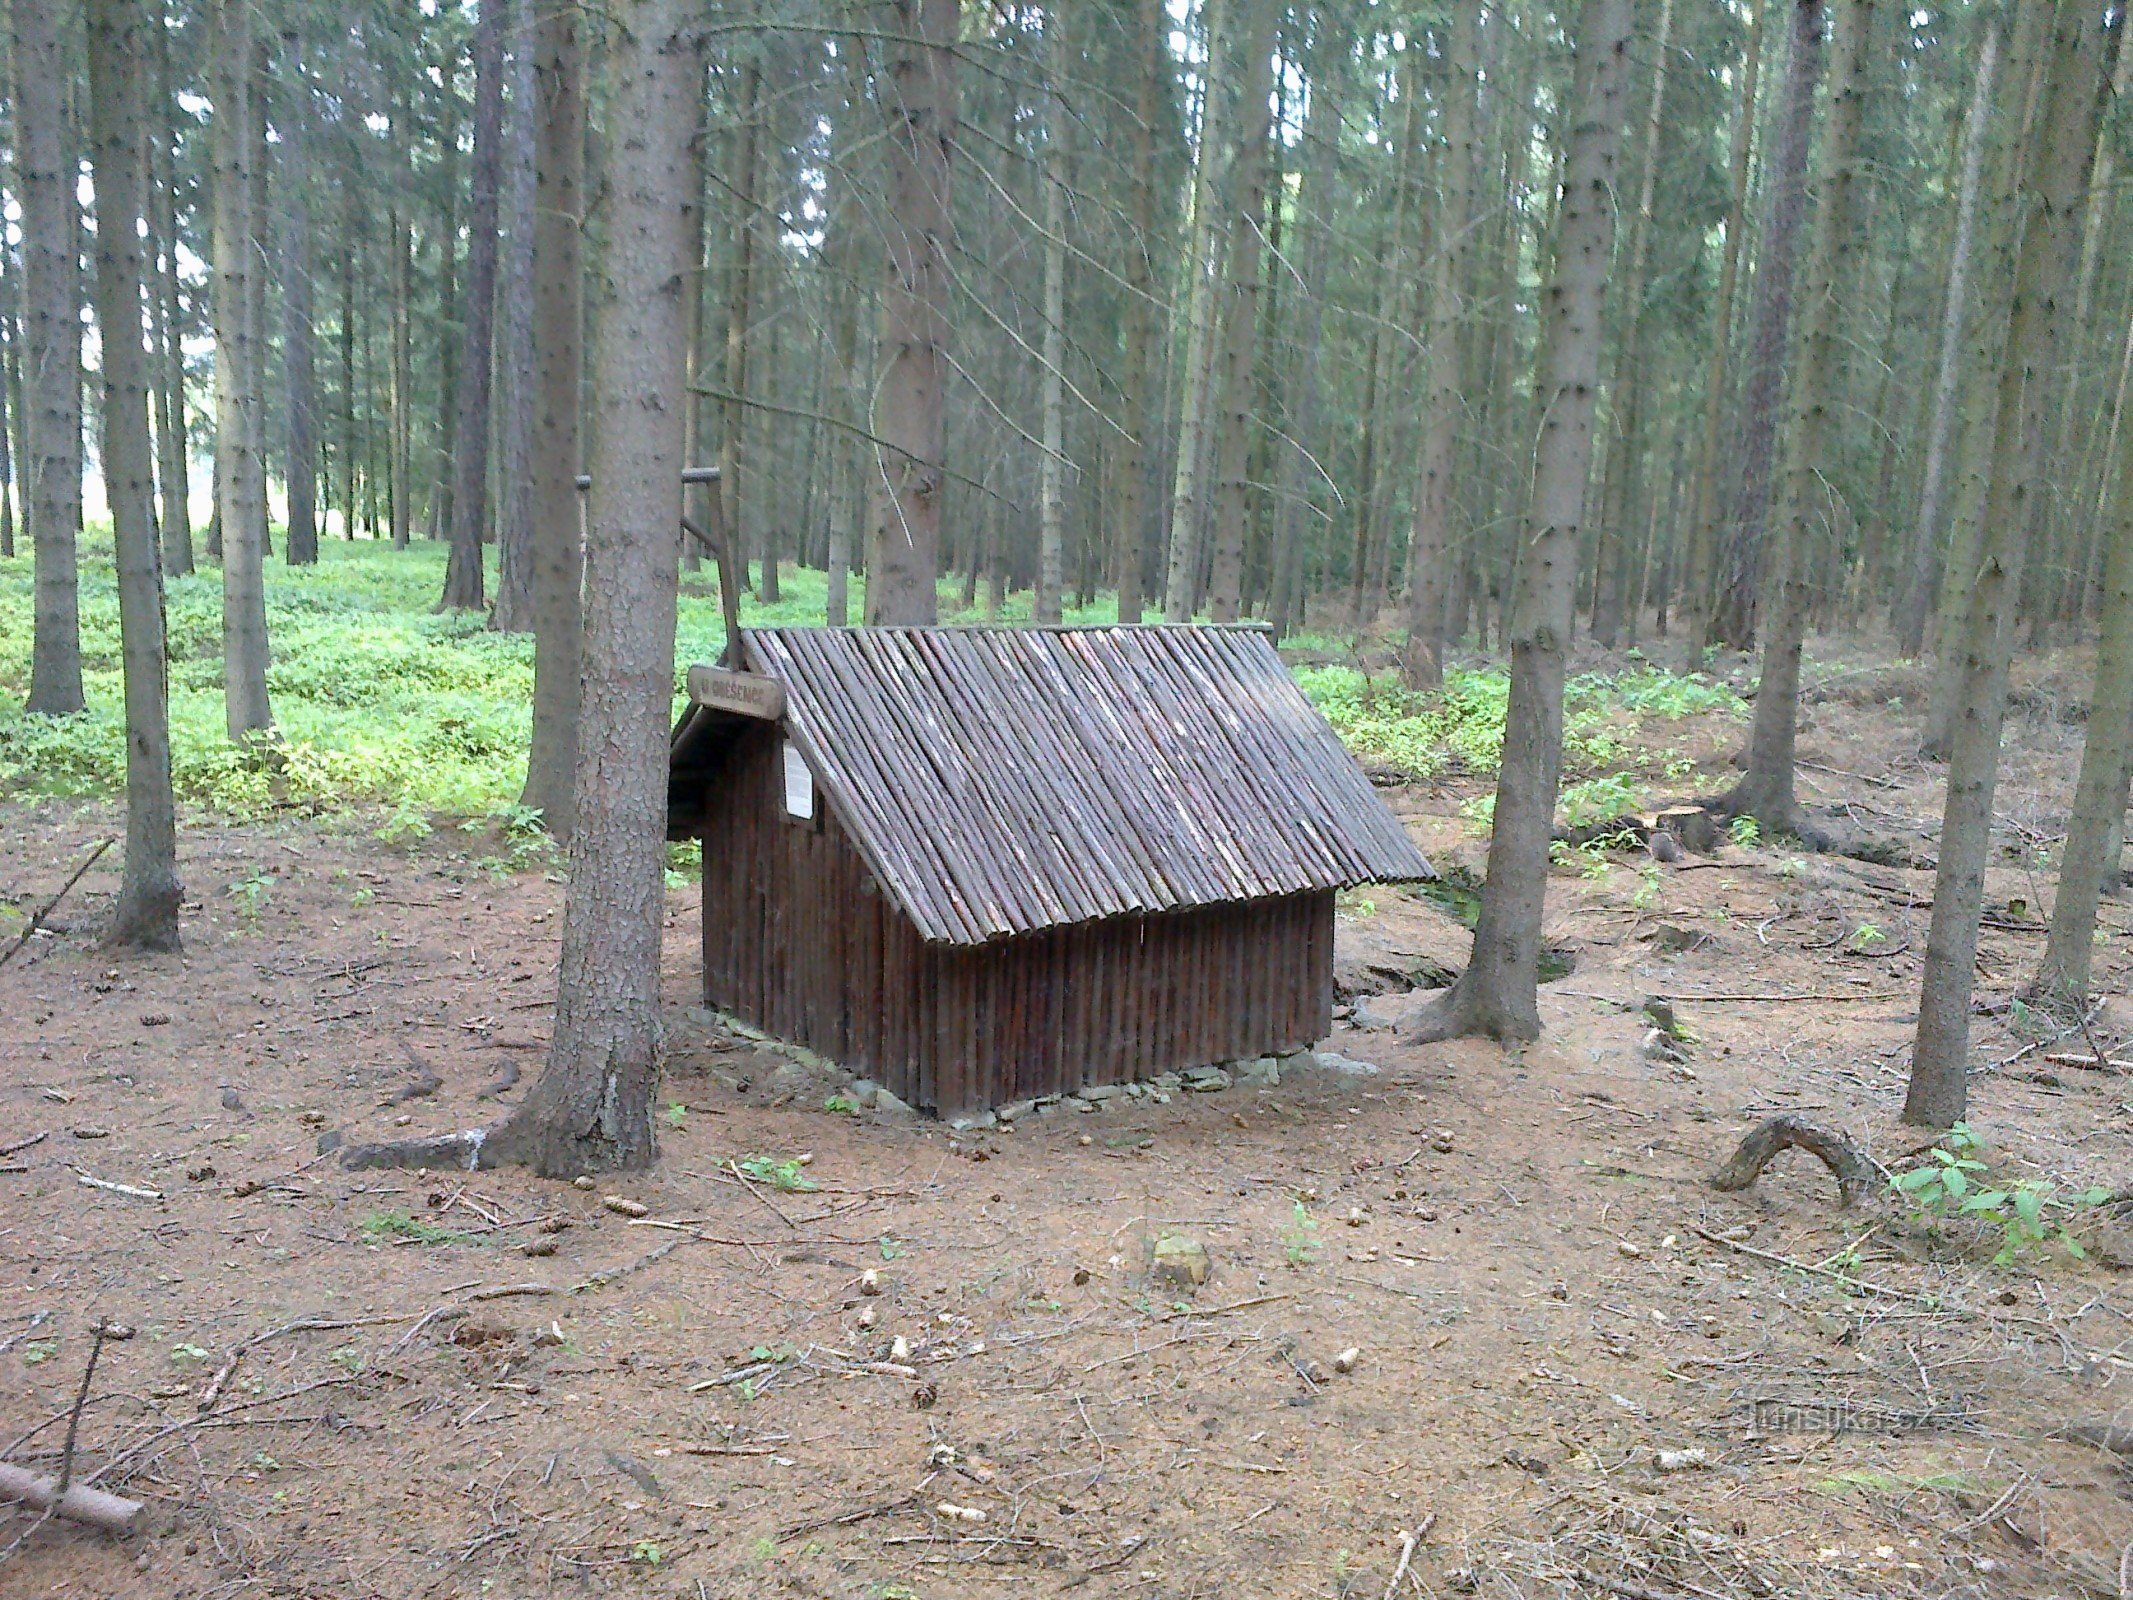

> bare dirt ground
[9,646,2133,1599]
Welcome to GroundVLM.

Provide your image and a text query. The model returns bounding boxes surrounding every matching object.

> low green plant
[823,1094,859,1115]
[359,1209,471,1247]
[1727,814,1761,849]
[1888,1124,2110,1265]
[1282,1197,1319,1267]
[736,1154,818,1193]
[663,1101,688,1128]
[229,867,274,925]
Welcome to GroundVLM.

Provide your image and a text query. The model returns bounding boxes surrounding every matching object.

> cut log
[0,1461,143,1534]
[1651,805,1719,855]
[1708,1114,1882,1208]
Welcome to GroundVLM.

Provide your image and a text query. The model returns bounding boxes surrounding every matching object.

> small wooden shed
[666,625,1433,1117]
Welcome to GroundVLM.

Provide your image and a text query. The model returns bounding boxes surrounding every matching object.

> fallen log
[0,1461,142,1534]
[1708,1114,1883,1208]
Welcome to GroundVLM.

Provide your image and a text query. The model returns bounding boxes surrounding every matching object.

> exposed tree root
[1399,970,1540,1045]
[1702,785,1834,852]
[1708,1114,1884,1208]
[337,1128,495,1172]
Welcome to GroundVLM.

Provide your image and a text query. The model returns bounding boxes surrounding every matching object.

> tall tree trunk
[442,0,506,610]
[1722,0,1872,839]
[86,0,182,950]
[1034,52,1069,626]
[429,49,462,542]
[14,0,86,716]
[1409,0,1635,1046]
[389,101,413,551]
[247,52,270,559]
[518,0,586,838]
[720,58,762,597]
[486,0,700,1178]
[211,0,272,743]
[1400,4,1483,688]
[277,31,319,566]
[1113,0,1164,625]
[1704,0,1823,651]
[1204,0,1278,625]
[1590,0,1674,650]
[863,0,958,626]
[1907,0,2105,1128]
[0,300,13,558]
[1681,0,1763,642]
[490,0,538,633]
[149,6,192,575]
[2034,408,2133,1008]
[1892,21,1997,657]
[823,30,870,629]
[1162,0,1229,623]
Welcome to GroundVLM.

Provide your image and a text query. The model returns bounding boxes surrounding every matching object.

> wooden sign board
[688,665,786,721]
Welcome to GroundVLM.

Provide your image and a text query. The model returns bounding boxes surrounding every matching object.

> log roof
[671,625,1434,946]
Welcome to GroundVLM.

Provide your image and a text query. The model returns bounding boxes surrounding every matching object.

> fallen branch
[198,1314,410,1413]
[0,1462,141,1535]
[2044,1051,2133,1074]
[0,1131,49,1159]
[0,838,113,971]
[1708,1115,1884,1208]
[73,1171,162,1202]
[466,1283,556,1302]
[1690,1226,1930,1305]
[1670,989,1902,1004]
[339,1128,488,1172]
[572,1238,681,1294]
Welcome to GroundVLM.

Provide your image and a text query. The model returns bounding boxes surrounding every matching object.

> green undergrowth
[2,535,1740,842]
[1295,660,1745,827]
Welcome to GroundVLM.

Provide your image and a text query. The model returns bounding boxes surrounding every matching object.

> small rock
[538,1216,572,1234]
[1617,1240,1644,1259]
[1345,1207,1367,1227]
[859,1268,882,1296]
[949,1111,998,1131]
[312,1131,343,1156]
[996,1099,1037,1123]
[1072,1097,1099,1113]
[523,1238,558,1258]
[873,1088,915,1118]
[1182,1068,1232,1093]
[219,1088,245,1112]
[186,1164,215,1183]
[602,1195,649,1218]
[1233,1057,1282,1088]
[1333,1346,1362,1374]
[1430,1130,1455,1153]
[1655,1448,1708,1473]
[1314,1052,1381,1079]
[1076,1134,1092,1146]
[1153,1073,1182,1090]
[572,1175,597,1190]
[1641,1028,1688,1064]
[856,1304,877,1330]
[844,1079,883,1109]
[1151,1234,1209,1289]
[935,1501,985,1524]
[890,1334,910,1362]
[1080,1083,1127,1103]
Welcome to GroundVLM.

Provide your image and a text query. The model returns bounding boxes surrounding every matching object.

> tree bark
[14,0,86,716]
[211,0,273,743]
[1204,0,1278,625]
[87,0,182,951]
[823,30,870,629]
[486,0,699,1178]
[1704,0,1823,652]
[1407,0,1635,1046]
[518,0,587,839]
[1399,5,1483,688]
[442,0,506,611]
[863,0,958,626]
[1891,22,1998,658]
[1908,0,2105,1128]
[490,0,538,634]
[1721,0,1873,841]
[277,31,319,566]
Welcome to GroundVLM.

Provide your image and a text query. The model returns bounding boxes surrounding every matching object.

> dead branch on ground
[1708,1114,1884,1208]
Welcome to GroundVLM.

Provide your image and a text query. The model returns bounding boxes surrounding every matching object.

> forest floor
[8,635,2133,1599]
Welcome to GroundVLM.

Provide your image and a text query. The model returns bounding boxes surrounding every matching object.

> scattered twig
[1383,1511,1434,1599]
[0,838,113,971]
[572,1238,682,1294]
[73,1170,162,1202]
[1669,989,1902,1004]
[774,1491,923,1542]
[1690,1226,1949,1309]
[59,1321,128,1493]
[1575,1568,1694,1600]
[466,1283,556,1302]
[199,1314,409,1413]
[1160,1293,1291,1321]
[0,1131,49,1159]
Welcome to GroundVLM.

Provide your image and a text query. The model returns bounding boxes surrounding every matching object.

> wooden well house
[666,625,1434,1118]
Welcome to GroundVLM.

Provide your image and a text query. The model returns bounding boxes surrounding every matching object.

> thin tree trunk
[1409,0,1635,1046]
[1205,0,1278,625]
[863,0,958,626]
[1113,0,1163,625]
[1268,34,1336,645]
[246,53,270,559]
[485,0,700,1178]
[2035,411,2133,1008]
[720,58,762,597]
[1681,0,1763,643]
[211,0,272,742]
[1892,21,1997,657]
[1908,0,2105,1128]
[1400,4,1483,688]
[429,49,462,542]
[14,0,86,715]
[87,0,182,949]
[1162,0,1229,623]
[1590,0,1674,650]
[490,0,538,633]
[1704,0,1824,651]
[442,0,506,610]
[1034,51,1069,626]
[149,6,192,575]
[1722,0,1872,839]
[518,0,586,838]
[823,31,870,629]
[277,31,319,566]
